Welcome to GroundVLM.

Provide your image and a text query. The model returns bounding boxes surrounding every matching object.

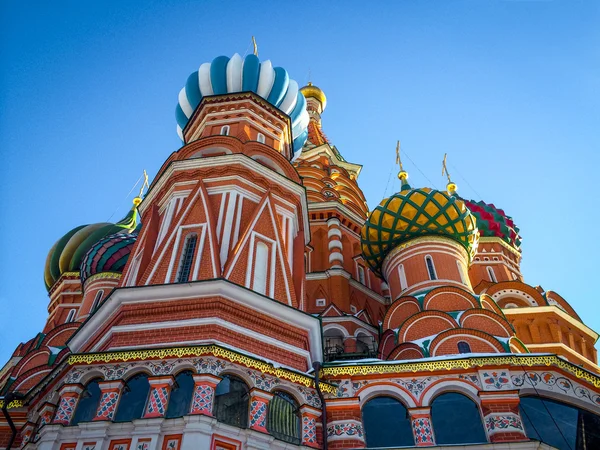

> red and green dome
[43,205,139,290]
[464,200,521,250]
[80,232,138,284]
[361,187,478,274]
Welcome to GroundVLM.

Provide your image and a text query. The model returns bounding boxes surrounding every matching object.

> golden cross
[138,169,149,198]
[395,140,403,171]
[442,153,452,183]
[252,36,258,57]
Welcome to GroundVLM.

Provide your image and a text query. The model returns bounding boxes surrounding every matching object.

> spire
[396,140,411,190]
[442,153,457,196]
[252,36,258,57]
[132,170,149,207]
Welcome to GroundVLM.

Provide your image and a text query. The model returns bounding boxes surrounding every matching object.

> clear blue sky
[1,0,598,363]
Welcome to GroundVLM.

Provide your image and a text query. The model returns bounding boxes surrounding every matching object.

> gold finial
[252,36,258,57]
[133,170,149,206]
[442,153,457,194]
[396,140,408,182]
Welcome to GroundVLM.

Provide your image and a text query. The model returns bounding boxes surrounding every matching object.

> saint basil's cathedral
[1,49,599,450]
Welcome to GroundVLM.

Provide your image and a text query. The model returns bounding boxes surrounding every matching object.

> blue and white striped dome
[176,53,309,160]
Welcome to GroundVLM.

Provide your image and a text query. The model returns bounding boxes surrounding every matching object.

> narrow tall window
[66,309,76,323]
[253,242,269,295]
[358,266,366,284]
[220,125,230,135]
[91,290,104,312]
[398,264,407,290]
[487,266,497,283]
[458,341,471,354]
[176,234,198,283]
[257,132,265,143]
[425,256,437,280]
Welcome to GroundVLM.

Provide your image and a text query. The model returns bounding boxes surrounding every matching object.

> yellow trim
[84,271,121,286]
[321,354,600,388]
[67,345,337,394]
[525,343,600,372]
[0,399,24,409]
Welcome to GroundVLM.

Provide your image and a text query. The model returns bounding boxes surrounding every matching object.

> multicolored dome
[464,199,521,250]
[80,232,138,284]
[175,53,309,159]
[43,205,139,290]
[361,186,479,274]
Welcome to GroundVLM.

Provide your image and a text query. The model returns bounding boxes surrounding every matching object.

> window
[220,125,230,135]
[431,393,487,444]
[425,256,437,280]
[114,373,150,422]
[267,391,301,445]
[324,328,345,361]
[350,305,357,314]
[214,375,249,428]
[71,379,102,425]
[316,298,326,307]
[458,341,471,354]
[487,266,497,283]
[362,396,414,447]
[65,309,76,323]
[166,371,195,418]
[398,264,407,290]
[520,396,600,450]
[253,242,269,295]
[176,234,198,283]
[257,132,265,143]
[91,290,104,312]
[358,266,366,284]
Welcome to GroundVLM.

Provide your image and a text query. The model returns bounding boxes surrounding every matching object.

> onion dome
[175,53,309,159]
[463,200,521,250]
[43,203,140,290]
[300,82,327,111]
[80,232,138,284]
[361,177,478,274]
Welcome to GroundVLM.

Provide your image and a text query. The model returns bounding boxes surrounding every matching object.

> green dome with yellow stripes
[361,186,478,274]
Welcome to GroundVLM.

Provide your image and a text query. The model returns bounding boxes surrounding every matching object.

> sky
[0,0,599,363]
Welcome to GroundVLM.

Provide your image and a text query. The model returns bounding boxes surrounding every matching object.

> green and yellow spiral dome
[361,186,479,274]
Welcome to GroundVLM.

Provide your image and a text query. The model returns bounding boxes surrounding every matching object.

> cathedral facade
[1,51,599,450]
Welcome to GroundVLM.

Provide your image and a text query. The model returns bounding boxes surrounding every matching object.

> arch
[91,290,104,312]
[114,373,150,422]
[457,341,471,353]
[425,255,437,280]
[382,296,421,330]
[486,281,546,307]
[267,390,301,445]
[486,266,497,283]
[387,342,424,361]
[71,378,102,425]
[429,329,506,356]
[166,370,195,419]
[189,146,234,159]
[251,154,286,176]
[519,395,600,450]
[398,311,458,343]
[65,309,76,323]
[256,132,266,144]
[458,309,514,338]
[362,395,414,447]
[431,392,487,444]
[220,125,230,135]
[378,329,398,359]
[213,374,250,428]
[358,383,417,409]
[423,287,479,311]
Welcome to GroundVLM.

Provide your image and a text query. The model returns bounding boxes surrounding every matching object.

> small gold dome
[300,82,327,111]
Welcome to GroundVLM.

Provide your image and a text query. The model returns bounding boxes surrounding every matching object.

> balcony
[324,335,378,362]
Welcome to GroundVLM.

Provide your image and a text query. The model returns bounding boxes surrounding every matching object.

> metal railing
[324,336,378,362]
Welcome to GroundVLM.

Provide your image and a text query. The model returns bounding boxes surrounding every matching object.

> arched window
[257,132,265,144]
[267,391,301,444]
[214,375,249,428]
[458,341,471,354]
[176,233,198,283]
[114,373,150,422]
[253,242,269,295]
[324,328,345,361]
[358,266,366,284]
[65,309,76,323]
[431,393,487,444]
[425,255,437,280]
[220,125,230,135]
[91,290,104,312]
[520,396,600,450]
[398,264,407,290]
[362,396,414,447]
[487,266,497,282]
[71,378,102,425]
[166,371,195,419]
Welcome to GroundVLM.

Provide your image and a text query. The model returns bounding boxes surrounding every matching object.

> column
[248,388,272,433]
[52,384,83,425]
[19,422,35,448]
[408,407,435,446]
[326,398,365,449]
[189,374,220,416]
[33,403,57,443]
[327,218,344,269]
[144,376,174,418]
[479,391,528,443]
[93,380,124,421]
[300,405,321,448]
